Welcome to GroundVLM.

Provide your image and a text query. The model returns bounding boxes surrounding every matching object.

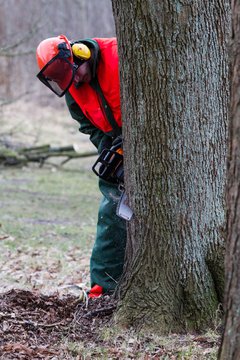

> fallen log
[0,144,97,167]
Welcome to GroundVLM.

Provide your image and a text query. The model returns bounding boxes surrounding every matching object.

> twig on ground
[84,305,117,318]
[0,312,69,329]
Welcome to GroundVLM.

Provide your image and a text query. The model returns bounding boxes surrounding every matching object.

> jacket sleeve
[65,92,113,153]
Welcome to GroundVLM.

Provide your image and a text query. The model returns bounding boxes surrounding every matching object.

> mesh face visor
[37,58,77,97]
[37,44,80,97]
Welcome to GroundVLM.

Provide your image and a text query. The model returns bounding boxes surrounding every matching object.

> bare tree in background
[0,0,115,151]
[0,3,44,106]
[0,0,115,102]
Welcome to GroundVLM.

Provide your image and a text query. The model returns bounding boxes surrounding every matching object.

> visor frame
[36,47,81,97]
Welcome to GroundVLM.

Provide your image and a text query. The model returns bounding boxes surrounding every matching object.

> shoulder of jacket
[93,37,117,48]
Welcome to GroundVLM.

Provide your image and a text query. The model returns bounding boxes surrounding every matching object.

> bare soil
[0,289,116,360]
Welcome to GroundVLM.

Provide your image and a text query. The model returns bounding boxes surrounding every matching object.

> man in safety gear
[36,35,126,298]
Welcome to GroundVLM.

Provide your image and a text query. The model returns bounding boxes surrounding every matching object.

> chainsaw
[92,136,124,184]
[92,136,133,221]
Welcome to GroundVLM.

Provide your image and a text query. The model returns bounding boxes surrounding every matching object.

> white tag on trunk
[116,191,133,221]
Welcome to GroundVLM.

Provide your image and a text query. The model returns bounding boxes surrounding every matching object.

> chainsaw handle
[92,147,124,183]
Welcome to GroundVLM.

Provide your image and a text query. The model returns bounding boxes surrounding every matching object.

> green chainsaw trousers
[90,178,127,293]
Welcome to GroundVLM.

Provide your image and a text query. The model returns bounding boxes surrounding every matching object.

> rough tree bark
[112,0,230,332]
[219,1,240,359]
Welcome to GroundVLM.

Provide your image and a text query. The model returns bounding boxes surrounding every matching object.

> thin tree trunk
[219,0,240,358]
[112,0,230,332]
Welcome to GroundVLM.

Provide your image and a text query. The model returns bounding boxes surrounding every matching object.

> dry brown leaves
[0,289,116,359]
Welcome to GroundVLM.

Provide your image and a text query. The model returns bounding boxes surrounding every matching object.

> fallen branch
[84,305,117,318]
[0,144,97,167]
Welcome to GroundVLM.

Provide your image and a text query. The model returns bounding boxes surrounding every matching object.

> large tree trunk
[112,0,230,332]
[219,1,240,359]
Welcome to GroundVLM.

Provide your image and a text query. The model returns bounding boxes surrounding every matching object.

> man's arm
[65,92,112,153]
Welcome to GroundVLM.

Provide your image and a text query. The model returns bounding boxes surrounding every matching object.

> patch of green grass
[63,329,219,359]
[0,165,101,292]
[0,166,99,248]
[97,327,220,359]
[66,342,111,359]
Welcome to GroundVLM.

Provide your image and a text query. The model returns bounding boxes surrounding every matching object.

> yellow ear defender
[71,43,91,60]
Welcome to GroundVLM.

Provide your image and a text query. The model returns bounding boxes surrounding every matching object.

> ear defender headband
[71,43,91,61]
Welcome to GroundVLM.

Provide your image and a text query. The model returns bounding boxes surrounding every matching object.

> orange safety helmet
[36,35,73,70]
[36,35,90,97]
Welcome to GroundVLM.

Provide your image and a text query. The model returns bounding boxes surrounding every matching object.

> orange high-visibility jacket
[69,38,121,134]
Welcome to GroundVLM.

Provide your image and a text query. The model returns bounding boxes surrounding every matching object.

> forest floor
[0,101,221,359]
